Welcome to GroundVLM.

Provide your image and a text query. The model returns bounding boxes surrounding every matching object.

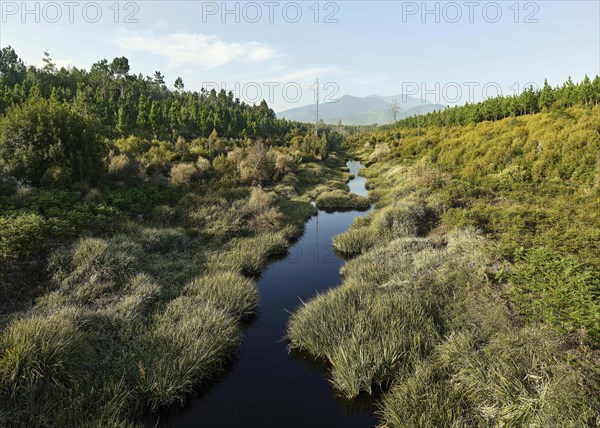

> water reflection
[157,161,377,428]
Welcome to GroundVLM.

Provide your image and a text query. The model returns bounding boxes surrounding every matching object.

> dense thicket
[0,96,106,186]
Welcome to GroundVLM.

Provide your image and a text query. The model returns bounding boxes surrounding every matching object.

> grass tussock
[315,189,370,212]
[184,271,259,319]
[332,196,437,257]
[207,230,290,275]
[0,314,93,398]
[380,328,599,427]
[0,164,335,424]
[137,298,240,411]
[289,228,486,398]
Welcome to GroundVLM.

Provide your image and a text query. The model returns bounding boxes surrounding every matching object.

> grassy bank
[287,106,600,427]
[0,148,360,426]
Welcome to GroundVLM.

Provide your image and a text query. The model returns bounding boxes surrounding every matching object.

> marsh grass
[288,229,483,398]
[0,314,93,397]
[205,230,290,275]
[332,196,438,257]
[315,189,370,212]
[184,271,259,319]
[136,298,240,411]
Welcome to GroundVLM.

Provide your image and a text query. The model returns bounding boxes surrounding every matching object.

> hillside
[289,103,600,427]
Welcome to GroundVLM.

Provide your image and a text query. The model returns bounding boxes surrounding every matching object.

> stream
[161,161,377,428]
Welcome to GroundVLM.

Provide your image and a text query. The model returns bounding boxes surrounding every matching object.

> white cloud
[36,58,85,70]
[114,31,277,69]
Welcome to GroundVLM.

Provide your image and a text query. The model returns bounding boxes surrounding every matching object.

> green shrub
[509,247,600,342]
[0,96,106,186]
[0,213,45,259]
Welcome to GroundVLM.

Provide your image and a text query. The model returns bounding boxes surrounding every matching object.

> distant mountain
[277,94,445,126]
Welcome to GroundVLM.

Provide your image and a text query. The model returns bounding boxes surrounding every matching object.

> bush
[509,247,600,342]
[247,187,283,231]
[0,96,106,186]
[108,154,143,183]
[169,162,198,186]
[0,213,45,259]
[195,156,212,179]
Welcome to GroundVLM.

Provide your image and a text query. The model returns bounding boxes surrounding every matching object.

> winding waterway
[162,161,377,428]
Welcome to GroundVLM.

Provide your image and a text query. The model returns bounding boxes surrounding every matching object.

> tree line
[0,46,304,141]
[394,75,600,129]
[0,46,336,187]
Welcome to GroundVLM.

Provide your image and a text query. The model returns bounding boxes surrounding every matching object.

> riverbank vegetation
[288,84,600,426]
[2,45,598,426]
[0,47,361,426]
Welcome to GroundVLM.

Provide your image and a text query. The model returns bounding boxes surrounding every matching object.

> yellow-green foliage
[291,109,600,427]
[351,105,600,269]
[509,247,600,341]
[349,107,600,339]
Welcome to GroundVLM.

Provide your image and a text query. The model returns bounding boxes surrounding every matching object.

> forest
[0,44,598,427]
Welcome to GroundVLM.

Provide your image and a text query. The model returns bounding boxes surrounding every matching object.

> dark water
[161,161,377,428]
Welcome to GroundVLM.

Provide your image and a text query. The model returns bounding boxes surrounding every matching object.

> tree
[41,50,56,73]
[174,77,185,91]
[153,71,165,87]
[136,96,149,133]
[592,76,600,105]
[0,96,106,186]
[580,75,593,105]
[389,98,400,123]
[538,79,554,111]
[0,46,26,87]
[110,56,130,78]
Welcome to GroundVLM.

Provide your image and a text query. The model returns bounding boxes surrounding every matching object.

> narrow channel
[162,161,377,428]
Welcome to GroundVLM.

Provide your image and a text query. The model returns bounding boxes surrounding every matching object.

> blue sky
[1,1,599,111]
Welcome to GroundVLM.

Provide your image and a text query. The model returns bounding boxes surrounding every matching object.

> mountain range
[277,95,446,126]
